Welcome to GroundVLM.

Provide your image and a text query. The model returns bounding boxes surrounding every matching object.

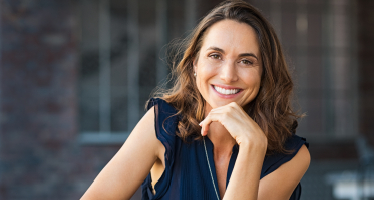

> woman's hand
[199,102,267,148]
[200,102,267,200]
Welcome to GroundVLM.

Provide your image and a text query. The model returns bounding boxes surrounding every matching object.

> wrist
[238,136,267,153]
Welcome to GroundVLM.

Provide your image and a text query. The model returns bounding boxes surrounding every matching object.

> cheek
[195,70,206,93]
[254,68,263,85]
[242,69,262,87]
[196,76,202,91]
[196,61,216,86]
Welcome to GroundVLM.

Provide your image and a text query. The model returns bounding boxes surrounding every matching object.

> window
[79,0,357,144]
[78,0,195,144]
[253,0,358,140]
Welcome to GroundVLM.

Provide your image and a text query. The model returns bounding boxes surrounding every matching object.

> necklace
[203,136,221,200]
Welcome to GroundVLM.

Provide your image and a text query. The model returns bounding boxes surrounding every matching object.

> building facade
[0,0,373,199]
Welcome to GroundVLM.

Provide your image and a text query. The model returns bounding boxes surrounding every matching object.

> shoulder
[282,134,310,171]
[146,97,180,135]
[281,139,310,175]
[262,134,309,178]
[147,97,179,114]
[130,105,164,159]
[284,134,309,151]
[269,139,310,178]
[283,134,310,171]
[123,98,179,163]
[146,98,181,161]
[292,144,310,170]
[258,135,310,199]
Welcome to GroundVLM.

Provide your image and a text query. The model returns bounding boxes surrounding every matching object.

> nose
[219,61,239,83]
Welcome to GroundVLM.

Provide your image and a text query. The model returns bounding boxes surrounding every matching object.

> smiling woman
[80,1,310,200]
[194,20,262,108]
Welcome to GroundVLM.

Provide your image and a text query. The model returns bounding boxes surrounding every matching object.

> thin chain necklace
[203,136,221,200]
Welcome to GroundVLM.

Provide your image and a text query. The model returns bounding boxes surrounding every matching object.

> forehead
[201,20,260,55]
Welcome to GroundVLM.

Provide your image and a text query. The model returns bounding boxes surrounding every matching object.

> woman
[81,1,310,199]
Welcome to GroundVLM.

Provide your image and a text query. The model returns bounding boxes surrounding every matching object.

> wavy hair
[148,0,302,154]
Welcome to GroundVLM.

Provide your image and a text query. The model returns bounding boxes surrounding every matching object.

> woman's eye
[241,59,253,65]
[210,54,221,59]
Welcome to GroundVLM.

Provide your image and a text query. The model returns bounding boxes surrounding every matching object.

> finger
[200,107,230,126]
[201,112,227,136]
[199,118,209,136]
[210,104,240,116]
[209,104,234,113]
[199,103,243,136]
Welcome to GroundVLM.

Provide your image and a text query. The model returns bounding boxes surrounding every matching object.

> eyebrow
[206,46,259,61]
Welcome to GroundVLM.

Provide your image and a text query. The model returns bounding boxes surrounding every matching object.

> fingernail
[199,121,203,126]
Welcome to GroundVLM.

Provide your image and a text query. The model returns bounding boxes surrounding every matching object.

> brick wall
[0,1,125,199]
[0,0,373,199]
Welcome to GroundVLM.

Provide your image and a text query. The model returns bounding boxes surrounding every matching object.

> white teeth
[214,86,240,95]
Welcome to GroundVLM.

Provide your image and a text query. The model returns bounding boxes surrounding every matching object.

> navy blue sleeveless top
[141,98,309,200]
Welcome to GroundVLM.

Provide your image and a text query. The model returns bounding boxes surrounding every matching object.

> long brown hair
[149,0,302,154]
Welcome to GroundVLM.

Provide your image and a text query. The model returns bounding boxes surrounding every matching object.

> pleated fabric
[141,98,309,200]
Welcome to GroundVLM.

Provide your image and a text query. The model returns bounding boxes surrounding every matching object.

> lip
[211,84,243,99]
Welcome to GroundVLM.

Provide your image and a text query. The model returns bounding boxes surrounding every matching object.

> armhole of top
[146,98,177,164]
[260,135,308,200]
[144,98,178,198]
[261,135,309,179]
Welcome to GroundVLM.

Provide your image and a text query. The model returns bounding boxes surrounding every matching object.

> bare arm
[258,144,310,200]
[200,102,311,200]
[81,107,164,200]
[224,143,310,200]
[223,139,267,200]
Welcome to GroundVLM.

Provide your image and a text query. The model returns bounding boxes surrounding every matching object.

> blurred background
[0,0,373,199]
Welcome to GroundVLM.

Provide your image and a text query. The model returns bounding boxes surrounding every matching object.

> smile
[213,85,241,95]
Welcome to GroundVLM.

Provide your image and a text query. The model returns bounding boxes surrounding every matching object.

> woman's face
[194,19,262,113]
